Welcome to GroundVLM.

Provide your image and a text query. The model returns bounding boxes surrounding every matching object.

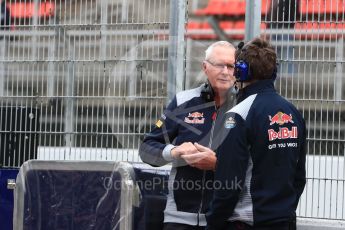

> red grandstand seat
[299,0,344,15]
[7,2,55,18]
[295,22,345,40]
[194,0,246,16]
[194,0,272,17]
[186,21,217,40]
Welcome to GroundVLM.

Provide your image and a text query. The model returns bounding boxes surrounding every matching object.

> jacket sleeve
[293,121,307,209]
[206,113,249,230]
[139,97,179,167]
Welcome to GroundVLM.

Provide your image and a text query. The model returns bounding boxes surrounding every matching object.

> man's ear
[202,61,207,73]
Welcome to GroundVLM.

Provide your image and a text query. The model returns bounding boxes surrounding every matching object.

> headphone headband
[201,81,215,102]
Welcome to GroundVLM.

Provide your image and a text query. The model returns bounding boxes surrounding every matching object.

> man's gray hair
[205,41,235,60]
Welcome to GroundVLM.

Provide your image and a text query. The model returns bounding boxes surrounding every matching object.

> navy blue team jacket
[206,79,306,230]
[139,84,233,226]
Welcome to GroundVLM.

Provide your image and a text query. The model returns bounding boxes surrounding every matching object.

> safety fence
[0,0,177,166]
[0,0,344,223]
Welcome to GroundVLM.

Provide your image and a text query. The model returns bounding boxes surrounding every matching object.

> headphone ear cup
[201,83,215,102]
[235,60,251,82]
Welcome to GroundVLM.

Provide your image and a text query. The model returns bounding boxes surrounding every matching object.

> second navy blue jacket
[206,79,306,229]
[139,85,233,226]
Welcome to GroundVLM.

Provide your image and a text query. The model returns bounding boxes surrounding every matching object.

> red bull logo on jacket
[268,127,298,141]
[184,112,205,124]
[269,112,294,126]
[268,112,297,141]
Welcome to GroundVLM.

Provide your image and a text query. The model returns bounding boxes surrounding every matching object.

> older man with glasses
[139,41,237,230]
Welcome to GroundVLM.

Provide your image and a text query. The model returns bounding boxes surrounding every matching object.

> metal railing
[0,0,344,223]
[0,0,186,166]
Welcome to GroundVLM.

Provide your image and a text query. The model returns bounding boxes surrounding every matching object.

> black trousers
[163,223,206,230]
[225,221,296,230]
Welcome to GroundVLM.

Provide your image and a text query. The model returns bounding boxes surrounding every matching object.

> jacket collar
[237,79,276,103]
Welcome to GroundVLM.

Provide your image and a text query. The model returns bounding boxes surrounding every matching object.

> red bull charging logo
[184,112,205,124]
[269,112,294,125]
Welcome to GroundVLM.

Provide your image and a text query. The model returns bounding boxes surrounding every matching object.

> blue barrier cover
[12,161,171,230]
[14,161,140,230]
[0,168,19,230]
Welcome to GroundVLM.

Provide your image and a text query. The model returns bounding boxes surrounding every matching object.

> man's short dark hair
[236,37,277,81]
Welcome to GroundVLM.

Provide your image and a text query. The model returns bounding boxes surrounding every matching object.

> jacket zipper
[197,106,218,225]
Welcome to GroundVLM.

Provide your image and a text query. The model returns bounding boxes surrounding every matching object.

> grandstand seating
[187,0,345,41]
[295,22,345,40]
[300,0,344,15]
[6,2,55,19]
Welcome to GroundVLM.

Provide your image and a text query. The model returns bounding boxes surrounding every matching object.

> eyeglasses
[206,60,235,71]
